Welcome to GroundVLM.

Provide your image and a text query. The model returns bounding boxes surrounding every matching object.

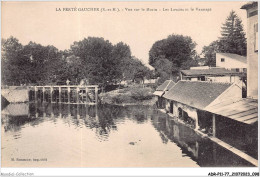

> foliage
[202,11,247,66]
[2,36,152,87]
[201,40,219,67]
[130,87,154,100]
[122,56,150,82]
[111,94,135,104]
[1,37,63,85]
[102,85,154,104]
[219,10,247,56]
[149,34,198,82]
[1,37,23,85]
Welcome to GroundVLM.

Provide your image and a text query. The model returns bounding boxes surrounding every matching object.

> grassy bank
[100,85,156,105]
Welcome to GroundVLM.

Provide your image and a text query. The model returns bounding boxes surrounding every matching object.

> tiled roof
[205,98,258,125]
[217,53,247,64]
[163,81,232,110]
[156,80,176,91]
[153,91,164,96]
[181,68,239,76]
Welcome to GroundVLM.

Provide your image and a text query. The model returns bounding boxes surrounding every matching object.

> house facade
[216,53,247,72]
[241,2,258,99]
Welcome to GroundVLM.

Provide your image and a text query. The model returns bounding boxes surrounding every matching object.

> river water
[1,103,254,167]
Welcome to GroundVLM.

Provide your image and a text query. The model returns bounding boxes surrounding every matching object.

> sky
[1,1,248,66]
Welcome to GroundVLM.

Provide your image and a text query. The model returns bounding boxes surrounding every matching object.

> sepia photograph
[0,0,259,176]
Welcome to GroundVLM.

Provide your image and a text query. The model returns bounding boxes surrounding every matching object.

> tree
[2,36,151,88]
[1,36,23,85]
[111,42,132,83]
[202,11,247,66]
[219,10,247,56]
[201,40,219,67]
[121,56,150,83]
[149,34,198,80]
[69,37,134,87]
[2,37,64,85]
[154,58,173,83]
[21,42,63,85]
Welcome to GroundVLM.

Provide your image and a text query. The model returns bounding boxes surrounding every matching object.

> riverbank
[100,85,157,105]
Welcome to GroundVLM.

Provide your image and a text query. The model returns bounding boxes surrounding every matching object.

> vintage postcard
[1,0,259,176]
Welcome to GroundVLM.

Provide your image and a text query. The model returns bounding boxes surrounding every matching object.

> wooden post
[95,86,98,104]
[77,104,80,119]
[59,87,61,103]
[35,103,38,118]
[68,104,71,118]
[50,87,53,103]
[43,103,46,117]
[51,103,54,118]
[213,114,216,137]
[76,87,79,103]
[95,103,98,121]
[68,87,71,103]
[195,141,199,158]
[43,87,45,102]
[195,113,199,130]
[85,87,88,104]
[86,104,89,119]
[59,103,62,118]
[35,87,38,102]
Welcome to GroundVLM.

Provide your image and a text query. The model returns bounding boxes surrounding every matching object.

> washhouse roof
[181,68,239,76]
[163,80,232,110]
[205,98,258,125]
[156,80,176,91]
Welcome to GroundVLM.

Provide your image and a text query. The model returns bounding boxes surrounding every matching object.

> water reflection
[151,110,254,167]
[2,103,153,141]
[1,103,254,167]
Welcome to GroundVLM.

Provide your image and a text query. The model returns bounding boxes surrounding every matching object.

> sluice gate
[28,85,99,104]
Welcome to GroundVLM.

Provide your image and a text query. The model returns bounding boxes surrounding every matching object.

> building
[241,2,258,99]
[143,78,157,85]
[153,80,176,109]
[180,67,243,86]
[216,53,247,72]
[163,80,242,130]
[205,98,258,157]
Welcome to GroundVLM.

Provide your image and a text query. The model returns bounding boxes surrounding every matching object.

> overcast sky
[2,1,248,66]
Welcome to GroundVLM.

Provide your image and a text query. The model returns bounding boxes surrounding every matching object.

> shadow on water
[1,103,255,167]
[1,96,10,110]
[2,103,152,138]
[151,110,255,167]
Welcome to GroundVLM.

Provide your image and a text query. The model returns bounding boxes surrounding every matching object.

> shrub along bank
[100,85,156,105]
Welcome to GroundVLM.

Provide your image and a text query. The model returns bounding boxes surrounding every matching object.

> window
[236,68,240,72]
[255,23,258,52]
[221,58,225,62]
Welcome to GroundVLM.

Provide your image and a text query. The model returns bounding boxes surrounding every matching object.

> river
[1,103,254,167]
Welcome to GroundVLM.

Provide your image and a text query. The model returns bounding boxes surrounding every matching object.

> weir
[28,85,99,104]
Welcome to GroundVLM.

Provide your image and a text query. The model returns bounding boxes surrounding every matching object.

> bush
[130,87,154,101]
[111,94,135,104]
